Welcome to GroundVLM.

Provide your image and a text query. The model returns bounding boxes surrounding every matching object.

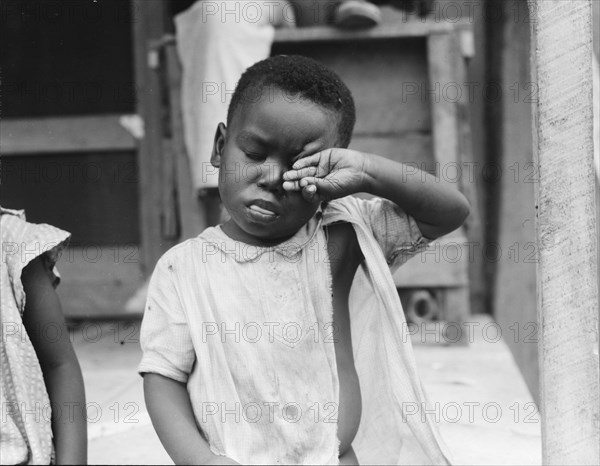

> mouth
[249,204,277,216]
[246,200,280,222]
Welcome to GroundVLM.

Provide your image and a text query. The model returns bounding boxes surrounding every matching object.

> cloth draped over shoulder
[327,197,452,465]
[175,0,275,190]
[0,207,70,465]
[139,196,452,465]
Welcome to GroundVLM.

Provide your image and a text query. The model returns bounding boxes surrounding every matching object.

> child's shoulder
[1,207,71,311]
[0,206,25,218]
[1,207,71,262]
[155,226,223,266]
[1,207,27,242]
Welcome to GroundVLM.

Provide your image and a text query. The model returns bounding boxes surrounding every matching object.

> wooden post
[131,0,170,273]
[528,0,599,463]
[426,31,471,342]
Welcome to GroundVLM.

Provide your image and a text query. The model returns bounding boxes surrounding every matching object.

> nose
[257,160,285,193]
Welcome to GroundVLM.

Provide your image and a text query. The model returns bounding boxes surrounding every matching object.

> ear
[210,123,227,168]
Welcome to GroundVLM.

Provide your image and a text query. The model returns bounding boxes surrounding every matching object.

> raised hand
[282,148,369,202]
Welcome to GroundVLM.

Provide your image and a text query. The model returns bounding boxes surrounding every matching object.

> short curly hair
[227,55,356,148]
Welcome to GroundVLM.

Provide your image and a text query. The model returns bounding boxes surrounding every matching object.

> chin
[247,223,293,240]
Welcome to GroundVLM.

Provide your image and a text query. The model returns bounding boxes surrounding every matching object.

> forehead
[230,88,340,149]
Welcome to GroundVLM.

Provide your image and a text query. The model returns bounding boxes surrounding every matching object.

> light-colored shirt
[139,195,452,465]
[1,207,70,465]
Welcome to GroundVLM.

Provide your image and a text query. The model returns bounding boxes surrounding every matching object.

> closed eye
[244,152,266,161]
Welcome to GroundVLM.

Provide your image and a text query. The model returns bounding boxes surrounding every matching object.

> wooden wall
[1,0,138,241]
[274,0,489,316]
[1,153,139,245]
[2,0,135,118]
[486,0,538,400]
[1,0,143,318]
[272,38,434,169]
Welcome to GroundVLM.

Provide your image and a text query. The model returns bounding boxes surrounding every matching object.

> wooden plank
[274,18,466,43]
[393,234,469,288]
[460,0,487,319]
[56,247,144,320]
[529,0,600,463]
[160,21,474,136]
[492,0,539,404]
[440,287,470,344]
[132,0,170,274]
[451,26,484,349]
[163,47,183,241]
[425,31,470,326]
[272,38,431,134]
[350,133,434,169]
[453,30,480,235]
[154,18,471,47]
[1,115,136,155]
[594,0,600,59]
[1,152,140,245]
[427,32,459,170]
[160,139,179,240]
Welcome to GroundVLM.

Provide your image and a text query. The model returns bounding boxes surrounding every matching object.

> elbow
[45,356,83,381]
[417,193,471,240]
[447,194,471,234]
[57,341,81,368]
[433,195,471,239]
[42,346,83,379]
[455,194,471,228]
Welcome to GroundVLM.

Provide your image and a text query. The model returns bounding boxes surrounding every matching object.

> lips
[248,199,280,216]
[249,204,277,216]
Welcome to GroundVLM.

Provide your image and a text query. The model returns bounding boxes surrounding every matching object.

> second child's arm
[22,256,87,465]
[144,373,239,465]
[283,148,470,239]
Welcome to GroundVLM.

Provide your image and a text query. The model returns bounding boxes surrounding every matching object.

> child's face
[212,88,339,245]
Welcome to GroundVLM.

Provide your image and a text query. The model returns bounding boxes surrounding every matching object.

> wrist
[360,151,378,195]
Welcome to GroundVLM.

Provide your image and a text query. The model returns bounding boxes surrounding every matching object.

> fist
[283,148,370,202]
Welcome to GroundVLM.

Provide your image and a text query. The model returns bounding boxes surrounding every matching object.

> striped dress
[1,207,70,465]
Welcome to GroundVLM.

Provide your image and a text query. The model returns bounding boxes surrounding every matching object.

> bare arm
[22,256,87,465]
[362,153,470,239]
[143,373,239,465]
[284,149,471,239]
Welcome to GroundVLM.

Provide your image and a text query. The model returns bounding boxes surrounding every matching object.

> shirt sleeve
[337,196,432,271]
[138,255,195,383]
[1,209,71,314]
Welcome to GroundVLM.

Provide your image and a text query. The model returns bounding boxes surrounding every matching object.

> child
[139,55,469,465]
[1,208,87,464]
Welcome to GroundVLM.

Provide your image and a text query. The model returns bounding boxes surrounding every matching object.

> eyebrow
[235,130,271,149]
[236,129,325,162]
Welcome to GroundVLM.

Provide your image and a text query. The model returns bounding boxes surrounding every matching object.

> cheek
[218,160,247,195]
[220,154,264,187]
[286,195,320,220]
[240,163,263,183]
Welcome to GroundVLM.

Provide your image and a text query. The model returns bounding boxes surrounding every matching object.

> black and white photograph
[1,0,598,464]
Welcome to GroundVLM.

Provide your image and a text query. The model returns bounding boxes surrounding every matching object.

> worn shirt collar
[200,208,324,263]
